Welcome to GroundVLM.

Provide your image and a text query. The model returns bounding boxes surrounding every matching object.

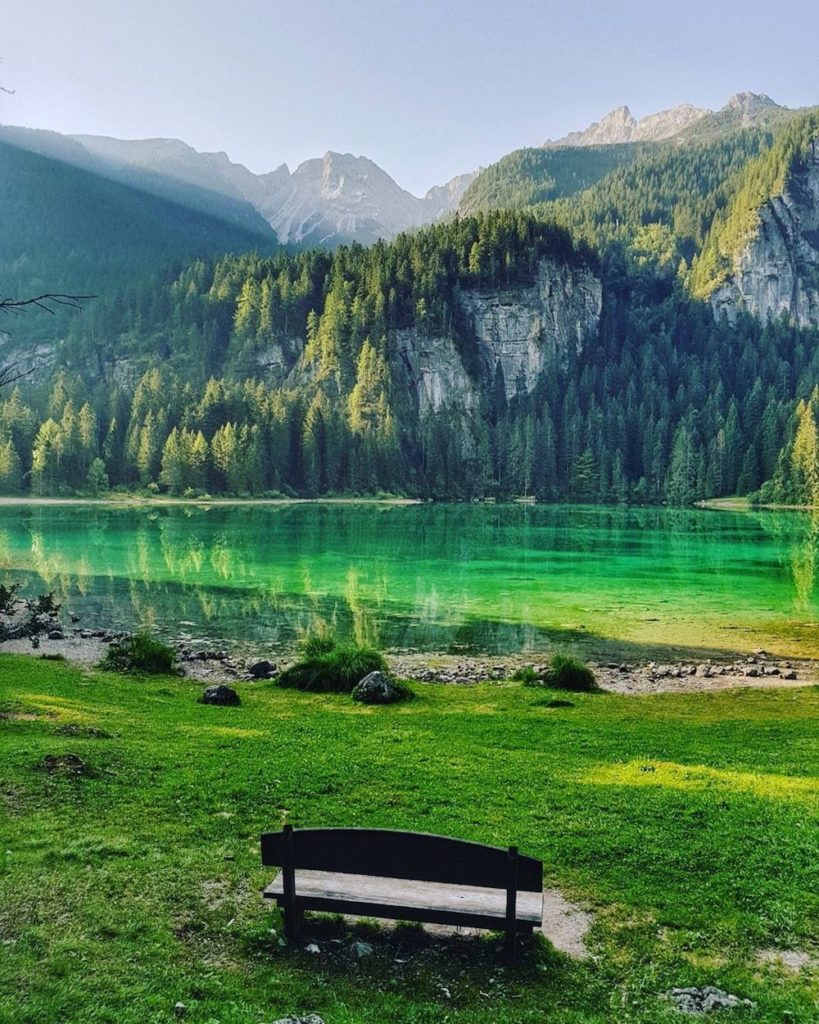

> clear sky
[2,0,818,196]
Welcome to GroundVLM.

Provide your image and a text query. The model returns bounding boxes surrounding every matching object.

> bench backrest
[260,827,542,892]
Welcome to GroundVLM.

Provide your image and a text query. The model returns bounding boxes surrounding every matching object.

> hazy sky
[3,0,818,195]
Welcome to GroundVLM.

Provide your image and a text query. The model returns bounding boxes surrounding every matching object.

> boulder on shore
[199,685,241,706]
[247,659,276,679]
[351,671,411,705]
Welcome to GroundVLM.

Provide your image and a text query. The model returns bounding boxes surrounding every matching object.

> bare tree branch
[0,58,13,95]
[0,363,32,389]
[0,294,95,315]
[0,294,94,391]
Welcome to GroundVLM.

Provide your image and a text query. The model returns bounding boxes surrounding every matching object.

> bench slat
[263,869,543,926]
[260,828,543,891]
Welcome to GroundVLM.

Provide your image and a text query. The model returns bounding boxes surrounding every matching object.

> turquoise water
[0,502,817,658]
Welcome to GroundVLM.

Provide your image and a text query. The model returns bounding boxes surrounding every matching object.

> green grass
[1,655,818,1023]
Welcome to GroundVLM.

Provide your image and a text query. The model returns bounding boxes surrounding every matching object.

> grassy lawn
[1,655,818,1023]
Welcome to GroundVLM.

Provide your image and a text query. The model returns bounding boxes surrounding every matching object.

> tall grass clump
[512,665,540,684]
[100,632,177,675]
[520,654,598,692]
[278,629,388,694]
[542,654,597,692]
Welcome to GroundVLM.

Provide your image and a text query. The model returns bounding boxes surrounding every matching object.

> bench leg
[283,902,302,945]
[504,845,519,964]
[503,923,517,964]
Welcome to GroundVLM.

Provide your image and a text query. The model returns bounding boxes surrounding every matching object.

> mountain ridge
[70,132,474,247]
[545,93,792,148]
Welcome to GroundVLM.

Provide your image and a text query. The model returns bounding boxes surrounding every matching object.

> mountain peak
[723,91,779,112]
[602,105,635,126]
[545,93,791,149]
[545,102,707,148]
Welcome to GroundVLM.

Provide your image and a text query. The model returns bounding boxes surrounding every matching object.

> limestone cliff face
[457,259,602,397]
[255,336,304,383]
[392,258,602,415]
[393,331,481,415]
[711,138,819,327]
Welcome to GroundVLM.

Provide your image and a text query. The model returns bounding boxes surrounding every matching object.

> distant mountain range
[0,92,802,259]
[1,90,818,506]
[70,135,477,247]
[544,92,795,148]
[0,126,474,249]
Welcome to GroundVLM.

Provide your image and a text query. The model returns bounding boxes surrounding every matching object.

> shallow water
[0,502,817,659]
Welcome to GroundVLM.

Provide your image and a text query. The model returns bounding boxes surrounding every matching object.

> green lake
[0,502,818,660]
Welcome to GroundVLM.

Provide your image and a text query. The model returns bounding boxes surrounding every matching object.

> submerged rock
[199,685,241,706]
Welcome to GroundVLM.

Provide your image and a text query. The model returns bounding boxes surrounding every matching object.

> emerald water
[0,502,818,659]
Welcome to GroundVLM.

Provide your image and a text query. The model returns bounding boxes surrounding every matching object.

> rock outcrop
[711,137,819,328]
[199,684,241,706]
[351,671,412,704]
[393,330,480,415]
[393,257,601,415]
[457,258,602,397]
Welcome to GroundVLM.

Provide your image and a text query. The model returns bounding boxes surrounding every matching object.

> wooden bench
[260,825,543,960]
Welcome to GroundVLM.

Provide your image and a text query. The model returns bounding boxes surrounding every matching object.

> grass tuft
[278,632,389,693]
[99,631,177,675]
[526,654,598,692]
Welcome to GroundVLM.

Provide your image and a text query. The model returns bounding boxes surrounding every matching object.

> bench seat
[264,868,544,931]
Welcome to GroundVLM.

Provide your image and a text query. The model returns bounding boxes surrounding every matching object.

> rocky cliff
[711,137,819,327]
[393,258,602,415]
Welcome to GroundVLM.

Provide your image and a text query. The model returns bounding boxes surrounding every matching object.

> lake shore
[0,494,424,507]
[0,493,814,511]
[698,496,819,512]
[3,628,816,696]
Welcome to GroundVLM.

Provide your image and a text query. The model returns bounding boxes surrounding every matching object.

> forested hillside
[0,138,277,343]
[3,110,819,505]
[0,206,814,504]
[459,144,642,214]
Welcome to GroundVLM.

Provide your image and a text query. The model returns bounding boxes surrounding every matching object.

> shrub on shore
[542,654,597,692]
[522,654,598,692]
[100,632,177,675]
[278,631,389,693]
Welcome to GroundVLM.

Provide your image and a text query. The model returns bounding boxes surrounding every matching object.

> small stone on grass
[666,986,755,1014]
[199,685,241,706]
